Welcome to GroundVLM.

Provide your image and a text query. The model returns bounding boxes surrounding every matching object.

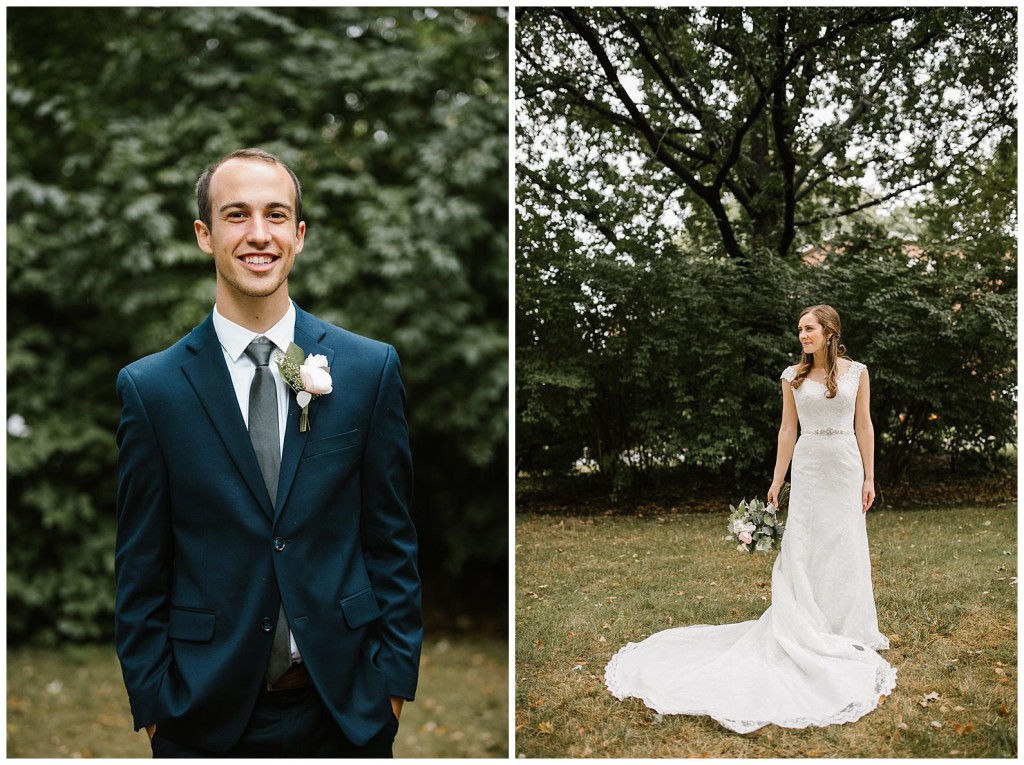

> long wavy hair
[790,304,848,398]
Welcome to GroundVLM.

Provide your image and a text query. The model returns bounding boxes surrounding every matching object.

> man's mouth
[238,253,280,271]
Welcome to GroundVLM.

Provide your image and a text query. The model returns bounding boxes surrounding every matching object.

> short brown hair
[195,148,302,229]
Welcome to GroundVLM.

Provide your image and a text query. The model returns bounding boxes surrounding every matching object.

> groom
[114,148,422,757]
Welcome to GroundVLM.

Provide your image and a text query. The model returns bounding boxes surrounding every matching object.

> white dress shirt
[212,302,302,662]
[212,303,294,453]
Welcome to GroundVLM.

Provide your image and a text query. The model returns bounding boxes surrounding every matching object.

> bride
[604,305,896,733]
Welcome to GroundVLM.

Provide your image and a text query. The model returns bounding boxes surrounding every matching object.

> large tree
[516,7,1016,492]
[517,7,1016,260]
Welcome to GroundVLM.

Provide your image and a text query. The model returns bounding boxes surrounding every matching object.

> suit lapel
[181,314,275,521]
[275,307,336,517]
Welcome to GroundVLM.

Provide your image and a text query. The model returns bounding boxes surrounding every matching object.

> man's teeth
[244,256,273,265]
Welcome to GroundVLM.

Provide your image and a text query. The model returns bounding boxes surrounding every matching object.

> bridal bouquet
[726,497,785,554]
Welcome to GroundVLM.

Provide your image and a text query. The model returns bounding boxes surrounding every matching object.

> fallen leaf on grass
[931,721,943,729]
[953,722,974,735]
[920,691,940,707]
[997,703,1009,716]
[538,721,554,734]
[952,705,965,712]
[995,668,1005,675]
[897,722,909,730]
[534,639,544,648]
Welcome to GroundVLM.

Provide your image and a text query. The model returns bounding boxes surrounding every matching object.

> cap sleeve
[848,360,867,380]
[780,365,797,383]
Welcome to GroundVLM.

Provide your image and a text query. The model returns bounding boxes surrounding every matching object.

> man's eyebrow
[218,201,293,213]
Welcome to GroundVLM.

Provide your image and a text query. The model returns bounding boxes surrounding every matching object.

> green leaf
[285,341,305,367]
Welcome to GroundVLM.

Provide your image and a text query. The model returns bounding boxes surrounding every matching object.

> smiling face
[797,311,829,357]
[194,157,305,311]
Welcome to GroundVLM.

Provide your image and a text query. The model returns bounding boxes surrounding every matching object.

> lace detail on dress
[708,664,898,734]
[781,361,865,387]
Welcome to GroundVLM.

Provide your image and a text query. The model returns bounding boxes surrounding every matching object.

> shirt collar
[212,301,296,363]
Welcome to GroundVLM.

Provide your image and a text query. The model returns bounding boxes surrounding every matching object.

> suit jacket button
[261,617,274,633]
[273,537,286,551]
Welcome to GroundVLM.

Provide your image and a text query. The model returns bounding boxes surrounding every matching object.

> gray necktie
[244,337,291,684]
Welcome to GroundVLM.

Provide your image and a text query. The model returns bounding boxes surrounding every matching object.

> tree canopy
[518,7,1016,260]
[8,6,509,642]
[516,7,1016,496]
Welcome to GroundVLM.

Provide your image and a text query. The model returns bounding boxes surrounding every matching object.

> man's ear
[294,220,306,255]
[194,220,214,255]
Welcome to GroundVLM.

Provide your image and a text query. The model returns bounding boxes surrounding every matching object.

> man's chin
[218,274,290,301]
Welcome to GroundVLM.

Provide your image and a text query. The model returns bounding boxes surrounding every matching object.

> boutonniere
[274,342,332,432]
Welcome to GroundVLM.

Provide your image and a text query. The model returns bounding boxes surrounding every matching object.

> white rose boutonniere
[274,343,332,432]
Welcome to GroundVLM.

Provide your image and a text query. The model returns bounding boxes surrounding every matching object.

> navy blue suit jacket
[114,305,421,752]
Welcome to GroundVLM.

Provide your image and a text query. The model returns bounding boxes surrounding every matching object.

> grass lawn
[7,633,508,758]
[516,505,1016,758]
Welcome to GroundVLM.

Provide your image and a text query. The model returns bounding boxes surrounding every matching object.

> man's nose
[247,216,270,244]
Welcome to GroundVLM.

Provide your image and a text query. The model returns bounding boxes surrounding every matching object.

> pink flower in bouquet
[738,531,753,545]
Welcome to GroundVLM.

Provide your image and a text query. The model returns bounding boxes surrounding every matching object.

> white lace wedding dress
[604,361,896,733]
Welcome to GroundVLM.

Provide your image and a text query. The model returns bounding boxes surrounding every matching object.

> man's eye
[227,211,246,219]
[269,212,287,220]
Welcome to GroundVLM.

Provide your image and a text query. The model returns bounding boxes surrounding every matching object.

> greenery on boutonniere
[274,342,332,432]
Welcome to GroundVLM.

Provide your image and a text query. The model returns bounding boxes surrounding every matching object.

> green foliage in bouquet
[726,490,788,554]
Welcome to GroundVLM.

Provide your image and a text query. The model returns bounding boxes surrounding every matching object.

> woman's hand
[861,480,875,513]
[767,481,783,508]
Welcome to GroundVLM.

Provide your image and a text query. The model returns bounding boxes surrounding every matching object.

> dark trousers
[150,686,397,758]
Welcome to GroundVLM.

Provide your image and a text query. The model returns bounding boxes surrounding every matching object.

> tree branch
[558,8,746,258]
[772,10,798,257]
[611,7,705,125]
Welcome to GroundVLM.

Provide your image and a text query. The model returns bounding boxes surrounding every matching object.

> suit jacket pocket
[339,587,381,629]
[168,607,216,642]
[304,429,360,458]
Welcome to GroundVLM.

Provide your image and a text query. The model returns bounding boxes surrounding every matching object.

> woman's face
[797,312,828,356]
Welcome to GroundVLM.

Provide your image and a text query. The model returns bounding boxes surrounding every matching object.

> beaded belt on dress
[803,427,853,436]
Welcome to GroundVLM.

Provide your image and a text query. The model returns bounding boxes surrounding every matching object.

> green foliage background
[8,7,509,643]
[516,7,1016,495]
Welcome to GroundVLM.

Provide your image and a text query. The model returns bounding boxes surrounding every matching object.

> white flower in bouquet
[726,496,786,554]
